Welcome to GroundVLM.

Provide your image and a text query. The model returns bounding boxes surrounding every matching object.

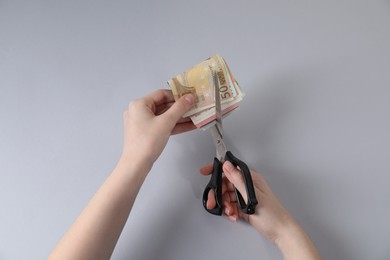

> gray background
[1,0,390,259]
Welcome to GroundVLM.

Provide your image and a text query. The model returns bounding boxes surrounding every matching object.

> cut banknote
[168,54,244,129]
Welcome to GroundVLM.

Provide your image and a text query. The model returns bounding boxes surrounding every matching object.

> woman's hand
[200,161,295,242]
[200,161,321,259]
[49,89,196,260]
[121,89,195,167]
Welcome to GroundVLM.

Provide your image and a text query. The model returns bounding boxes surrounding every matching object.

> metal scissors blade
[211,70,226,161]
[213,70,223,136]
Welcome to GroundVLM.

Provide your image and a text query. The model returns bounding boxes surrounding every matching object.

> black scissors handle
[202,151,258,216]
[225,151,258,215]
[202,158,223,215]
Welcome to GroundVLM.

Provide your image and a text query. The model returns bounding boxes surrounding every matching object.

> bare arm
[48,90,195,260]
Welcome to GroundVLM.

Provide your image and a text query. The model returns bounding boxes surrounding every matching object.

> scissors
[202,72,258,216]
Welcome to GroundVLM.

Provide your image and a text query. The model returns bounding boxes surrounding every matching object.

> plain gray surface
[1,1,390,259]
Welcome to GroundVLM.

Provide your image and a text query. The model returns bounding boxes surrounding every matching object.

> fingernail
[184,94,194,104]
[224,161,235,173]
[206,200,211,209]
[224,208,230,215]
[228,215,237,222]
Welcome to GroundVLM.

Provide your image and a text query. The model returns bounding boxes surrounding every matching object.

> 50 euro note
[168,54,244,129]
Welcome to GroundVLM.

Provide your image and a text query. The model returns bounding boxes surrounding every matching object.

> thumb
[163,94,195,123]
[223,161,248,203]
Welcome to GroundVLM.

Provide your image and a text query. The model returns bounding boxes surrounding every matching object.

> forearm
[275,223,321,260]
[48,158,152,260]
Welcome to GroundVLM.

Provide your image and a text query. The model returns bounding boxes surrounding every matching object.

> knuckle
[128,100,136,109]
[174,99,186,111]
[128,99,143,109]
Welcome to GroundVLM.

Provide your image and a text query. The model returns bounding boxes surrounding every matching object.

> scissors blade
[211,70,226,160]
[213,70,223,137]
[211,125,227,161]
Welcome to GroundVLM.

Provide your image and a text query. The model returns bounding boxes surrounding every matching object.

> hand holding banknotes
[121,89,196,167]
[49,89,196,260]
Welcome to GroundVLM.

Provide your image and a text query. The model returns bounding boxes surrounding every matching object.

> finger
[206,189,216,210]
[222,177,239,203]
[223,161,248,204]
[226,203,239,222]
[144,89,175,107]
[162,94,195,126]
[221,178,230,213]
[157,100,195,134]
[156,102,194,123]
[199,162,213,175]
[222,192,233,216]
[222,178,235,216]
[227,215,238,222]
[155,101,174,116]
[228,191,237,202]
[136,90,171,114]
[226,181,235,192]
[222,177,228,194]
[171,121,196,135]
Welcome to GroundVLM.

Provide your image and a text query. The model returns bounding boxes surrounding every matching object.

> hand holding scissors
[202,72,258,215]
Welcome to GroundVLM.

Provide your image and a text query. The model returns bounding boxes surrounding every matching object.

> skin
[200,162,321,260]
[48,89,321,260]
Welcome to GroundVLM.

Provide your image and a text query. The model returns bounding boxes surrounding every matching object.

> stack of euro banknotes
[168,54,244,129]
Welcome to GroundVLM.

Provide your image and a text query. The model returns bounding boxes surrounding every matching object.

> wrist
[275,222,321,260]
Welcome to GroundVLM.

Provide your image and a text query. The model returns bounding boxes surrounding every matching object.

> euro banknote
[168,54,244,129]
